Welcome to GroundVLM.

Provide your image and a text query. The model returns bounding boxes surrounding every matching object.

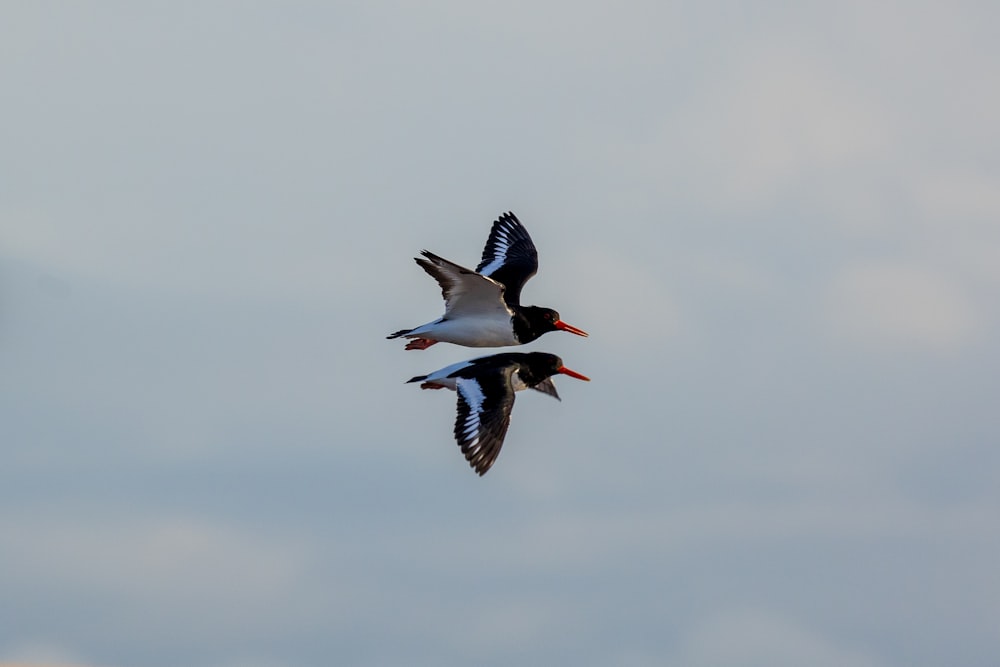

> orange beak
[554,320,589,337]
[556,366,591,382]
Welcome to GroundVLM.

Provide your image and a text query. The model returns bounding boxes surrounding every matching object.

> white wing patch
[422,359,476,386]
[456,378,487,455]
[478,218,518,277]
[450,366,517,475]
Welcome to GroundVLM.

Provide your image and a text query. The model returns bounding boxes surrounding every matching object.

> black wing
[453,373,515,476]
[529,377,561,401]
[475,212,538,307]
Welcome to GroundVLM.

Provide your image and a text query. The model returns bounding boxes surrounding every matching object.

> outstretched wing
[453,373,515,476]
[529,377,561,401]
[416,251,513,318]
[475,212,538,307]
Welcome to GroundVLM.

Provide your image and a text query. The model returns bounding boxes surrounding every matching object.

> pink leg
[405,338,439,350]
[420,382,446,390]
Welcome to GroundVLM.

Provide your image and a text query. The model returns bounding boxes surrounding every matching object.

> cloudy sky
[2,2,999,666]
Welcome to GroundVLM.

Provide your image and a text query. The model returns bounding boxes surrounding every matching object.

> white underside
[510,370,528,392]
[420,359,476,390]
[403,316,518,347]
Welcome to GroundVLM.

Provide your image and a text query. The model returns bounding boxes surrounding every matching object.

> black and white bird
[407,352,590,476]
[388,212,588,350]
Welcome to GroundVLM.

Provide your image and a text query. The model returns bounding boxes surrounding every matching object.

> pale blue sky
[2,2,999,666]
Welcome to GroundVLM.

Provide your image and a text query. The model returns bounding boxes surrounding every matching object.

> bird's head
[524,306,589,338]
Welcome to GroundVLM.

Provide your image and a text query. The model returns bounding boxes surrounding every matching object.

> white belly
[407,315,518,347]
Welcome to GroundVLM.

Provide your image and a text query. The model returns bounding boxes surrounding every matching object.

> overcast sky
[2,2,999,666]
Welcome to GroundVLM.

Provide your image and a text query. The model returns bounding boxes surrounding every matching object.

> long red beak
[554,320,589,337]
[557,366,591,382]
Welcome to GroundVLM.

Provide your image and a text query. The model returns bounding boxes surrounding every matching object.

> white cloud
[823,261,980,349]
[608,40,894,216]
[551,246,683,348]
[908,170,1000,287]
[675,607,885,667]
[0,512,311,623]
[0,209,359,304]
[0,644,98,667]
[917,171,1000,225]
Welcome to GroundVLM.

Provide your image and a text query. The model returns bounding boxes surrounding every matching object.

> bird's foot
[405,338,438,350]
[420,382,446,390]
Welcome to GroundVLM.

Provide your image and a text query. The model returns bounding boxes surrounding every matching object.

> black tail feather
[387,328,412,339]
[406,374,428,384]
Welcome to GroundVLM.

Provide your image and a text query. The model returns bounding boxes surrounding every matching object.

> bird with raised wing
[388,212,588,350]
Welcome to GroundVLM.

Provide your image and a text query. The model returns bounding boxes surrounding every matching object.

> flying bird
[407,351,590,476]
[388,212,588,350]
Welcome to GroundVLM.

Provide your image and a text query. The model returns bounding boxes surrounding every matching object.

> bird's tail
[406,374,428,383]
[387,328,413,339]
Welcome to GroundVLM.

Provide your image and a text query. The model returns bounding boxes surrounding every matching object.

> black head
[515,306,589,343]
[520,351,591,385]
[522,351,564,378]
